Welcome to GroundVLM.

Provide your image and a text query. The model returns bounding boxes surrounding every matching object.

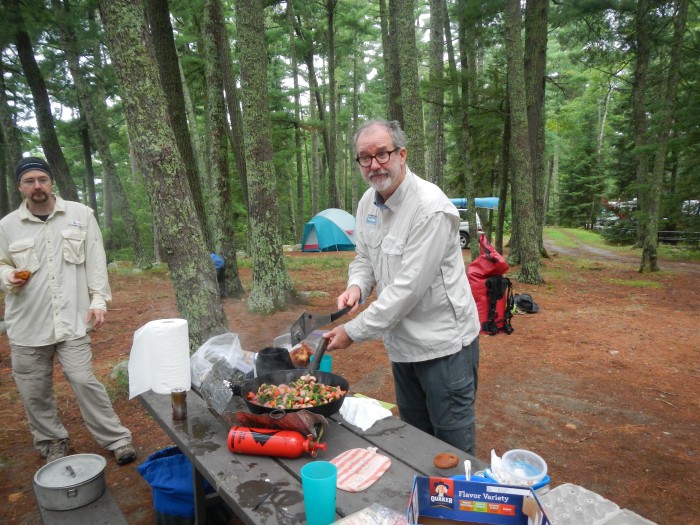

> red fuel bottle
[227,426,327,458]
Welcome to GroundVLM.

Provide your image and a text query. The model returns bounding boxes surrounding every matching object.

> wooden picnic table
[139,389,487,524]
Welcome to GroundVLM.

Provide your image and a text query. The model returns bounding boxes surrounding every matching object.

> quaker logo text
[366,214,378,225]
[430,479,453,509]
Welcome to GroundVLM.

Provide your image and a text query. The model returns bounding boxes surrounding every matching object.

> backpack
[482,275,514,335]
[467,236,514,336]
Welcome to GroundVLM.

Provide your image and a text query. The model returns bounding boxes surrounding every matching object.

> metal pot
[33,453,106,510]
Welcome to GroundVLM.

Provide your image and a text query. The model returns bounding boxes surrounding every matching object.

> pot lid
[34,454,106,488]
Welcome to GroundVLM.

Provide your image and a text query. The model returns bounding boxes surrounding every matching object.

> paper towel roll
[128,318,191,399]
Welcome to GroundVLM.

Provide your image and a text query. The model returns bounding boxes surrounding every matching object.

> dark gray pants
[391,337,479,455]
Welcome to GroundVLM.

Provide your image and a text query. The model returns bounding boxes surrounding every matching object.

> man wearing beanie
[0,156,136,465]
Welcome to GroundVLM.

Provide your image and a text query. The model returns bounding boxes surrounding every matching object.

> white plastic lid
[501,449,547,485]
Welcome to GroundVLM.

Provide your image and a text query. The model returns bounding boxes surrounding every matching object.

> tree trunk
[426,0,446,186]
[0,59,23,212]
[456,0,478,257]
[351,36,361,213]
[326,0,340,209]
[386,0,403,123]
[235,0,297,313]
[504,0,542,284]
[145,0,212,248]
[309,90,320,216]
[394,0,425,175]
[524,0,549,256]
[640,0,688,273]
[496,96,510,255]
[204,0,244,298]
[209,0,249,210]
[77,111,98,219]
[57,0,151,268]
[632,0,651,248]
[98,0,227,350]
[6,0,79,202]
[287,0,305,236]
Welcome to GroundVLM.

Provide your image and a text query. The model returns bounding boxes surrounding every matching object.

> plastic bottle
[227,426,326,458]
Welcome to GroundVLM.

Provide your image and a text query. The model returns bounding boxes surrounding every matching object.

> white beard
[366,169,395,194]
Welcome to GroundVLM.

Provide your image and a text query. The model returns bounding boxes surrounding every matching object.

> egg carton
[539,484,657,525]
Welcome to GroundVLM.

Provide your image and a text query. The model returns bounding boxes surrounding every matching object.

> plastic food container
[501,449,547,486]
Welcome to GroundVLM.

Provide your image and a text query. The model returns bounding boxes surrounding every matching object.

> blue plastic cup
[300,461,337,525]
[309,354,333,372]
[320,354,332,373]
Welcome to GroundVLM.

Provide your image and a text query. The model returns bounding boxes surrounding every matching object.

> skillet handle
[330,305,351,322]
[308,337,329,371]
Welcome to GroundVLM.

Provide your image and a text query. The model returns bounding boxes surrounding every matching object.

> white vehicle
[457,208,484,249]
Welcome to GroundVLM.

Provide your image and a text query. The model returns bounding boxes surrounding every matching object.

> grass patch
[604,278,663,288]
[285,254,353,271]
[104,362,130,401]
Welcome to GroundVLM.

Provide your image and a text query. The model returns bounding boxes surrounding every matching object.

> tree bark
[6,0,79,202]
[632,0,651,249]
[203,0,244,298]
[456,0,478,257]
[426,0,446,186]
[640,0,688,272]
[57,0,151,267]
[287,0,305,236]
[145,0,212,248]
[235,0,297,313]
[394,0,425,175]
[326,0,340,209]
[77,111,98,219]
[209,0,249,210]
[98,0,227,349]
[504,0,542,284]
[0,59,23,212]
[385,0,403,123]
[524,0,549,256]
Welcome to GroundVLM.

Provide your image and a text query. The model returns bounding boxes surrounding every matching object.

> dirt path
[1,238,698,524]
[545,230,700,274]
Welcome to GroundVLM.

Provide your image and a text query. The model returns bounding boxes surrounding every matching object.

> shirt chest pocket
[8,239,41,273]
[62,229,86,264]
[381,235,406,277]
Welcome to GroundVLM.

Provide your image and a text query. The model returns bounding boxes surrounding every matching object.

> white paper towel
[128,318,191,399]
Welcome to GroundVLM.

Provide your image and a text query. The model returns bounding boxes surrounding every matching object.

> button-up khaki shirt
[0,196,111,346]
[344,168,479,363]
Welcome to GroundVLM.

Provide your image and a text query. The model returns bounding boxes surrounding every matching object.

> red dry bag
[467,236,514,335]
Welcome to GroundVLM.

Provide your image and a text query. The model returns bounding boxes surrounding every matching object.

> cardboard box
[407,476,550,525]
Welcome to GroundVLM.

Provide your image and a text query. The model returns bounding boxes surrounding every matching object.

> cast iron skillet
[237,339,350,417]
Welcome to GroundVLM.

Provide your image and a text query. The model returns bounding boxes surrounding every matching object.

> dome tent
[301,208,356,252]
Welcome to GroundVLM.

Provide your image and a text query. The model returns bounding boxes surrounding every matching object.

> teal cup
[309,354,333,372]
[300,461,337,525]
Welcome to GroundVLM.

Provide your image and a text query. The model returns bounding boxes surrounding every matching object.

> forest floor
[1,230,698,525]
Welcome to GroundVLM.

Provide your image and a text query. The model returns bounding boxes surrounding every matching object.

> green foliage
[3,0,697,286]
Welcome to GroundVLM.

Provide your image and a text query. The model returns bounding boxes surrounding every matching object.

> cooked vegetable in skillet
[246,374,346,410]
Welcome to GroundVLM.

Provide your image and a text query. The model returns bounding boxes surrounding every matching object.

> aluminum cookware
[33,453,106,510]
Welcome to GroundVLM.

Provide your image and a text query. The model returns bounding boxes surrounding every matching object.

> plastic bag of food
[190,333,253,388]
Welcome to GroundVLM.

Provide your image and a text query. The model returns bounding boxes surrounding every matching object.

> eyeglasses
[20,177,51,187]
[356,148,400,168]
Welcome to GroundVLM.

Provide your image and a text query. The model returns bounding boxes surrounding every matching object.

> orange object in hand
[15,270,31,281]
[227,426,326,458]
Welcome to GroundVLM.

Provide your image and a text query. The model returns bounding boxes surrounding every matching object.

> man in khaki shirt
[0,156,135,465]
[324,120,480,455]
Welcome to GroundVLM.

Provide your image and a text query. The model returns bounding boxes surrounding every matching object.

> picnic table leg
[193,466,208,524]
